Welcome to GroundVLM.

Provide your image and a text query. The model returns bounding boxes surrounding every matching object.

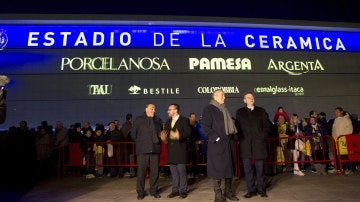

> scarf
[210,99,237,135]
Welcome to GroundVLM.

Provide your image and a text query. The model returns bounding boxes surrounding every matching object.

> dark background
[0,0,359,129]
[0,0,359,23]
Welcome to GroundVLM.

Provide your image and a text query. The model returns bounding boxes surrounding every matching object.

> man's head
[212,90,225,104]
[83,121,91,129]
[243,91,255,107]
[108,121,116,131]
[167,103,180,118]
[189,112,196,125]
[56,121,63,129]
[145,103,156,117]
[126,113,132,121]
[335,107,344,118]
[309,110,318,118]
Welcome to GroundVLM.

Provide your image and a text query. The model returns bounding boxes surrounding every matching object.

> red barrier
[265,135,336,165]
[345,135,360,161]
[336,134,360,174]
[57,135,340,178]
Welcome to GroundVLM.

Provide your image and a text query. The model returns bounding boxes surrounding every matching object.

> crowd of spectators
[0,107,359,184]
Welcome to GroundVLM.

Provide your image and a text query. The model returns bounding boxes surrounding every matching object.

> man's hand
[169,129,180,140]
[160,130,168,143]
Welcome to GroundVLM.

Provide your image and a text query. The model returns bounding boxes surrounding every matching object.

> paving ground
[2,171,360,202]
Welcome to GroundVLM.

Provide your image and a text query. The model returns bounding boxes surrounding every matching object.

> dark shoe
[244,191,257,198]
[137,193,145,200]
[258,191,268,198]
[151,193,161,198]
[167,192,179,198]
[179,193,188,199]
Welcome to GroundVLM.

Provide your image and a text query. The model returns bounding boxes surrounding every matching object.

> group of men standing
[131,90,271,201]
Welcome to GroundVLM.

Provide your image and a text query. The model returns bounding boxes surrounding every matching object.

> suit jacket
[165,115,191,164]
[131,114,162,154]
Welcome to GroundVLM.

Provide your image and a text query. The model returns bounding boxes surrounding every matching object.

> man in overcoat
[202,90,239,202]
[235,92,271,198]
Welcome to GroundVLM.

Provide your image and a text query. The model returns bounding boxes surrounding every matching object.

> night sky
[0,0,359,23]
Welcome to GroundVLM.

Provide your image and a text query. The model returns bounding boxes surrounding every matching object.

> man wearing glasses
[161,103,191,199]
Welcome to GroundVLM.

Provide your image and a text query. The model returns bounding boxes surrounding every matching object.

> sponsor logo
[128,85,141,95]
[189,57,251,70]
[128,85,180,95]
[61,57,170,71]
[254,85,304,96]
[267,59,324,75]
[88,84,113,95]
[197,86,240,94]
[0,30,8,50]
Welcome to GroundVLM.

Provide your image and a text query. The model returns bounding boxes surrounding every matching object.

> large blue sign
[1,20,359,52]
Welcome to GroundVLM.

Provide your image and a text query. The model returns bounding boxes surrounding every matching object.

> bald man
[202,90,239,202]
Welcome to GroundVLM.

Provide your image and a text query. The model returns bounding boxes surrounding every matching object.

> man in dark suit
[131,103,163,200]
[161,103,191,199]
[202,90,239,202]
[235,92,271,198]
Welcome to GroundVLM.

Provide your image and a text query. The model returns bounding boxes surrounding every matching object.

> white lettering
[28,32,39,46]
[201,33,211,47]
[154,32,164,46]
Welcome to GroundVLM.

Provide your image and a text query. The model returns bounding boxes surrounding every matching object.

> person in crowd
[188,112,199,179]
[309,110,318,119]
[289,114,305,176]
[53,121,69,148]
[235,91,271,198]
[195,115,208,167]
[121,113,133,139]
[318,112,330,134]
[273,114,292,173]
[113,119,121,130]
[81,121,93,135]
[34,126,53,175]
[273,106,290,123]
[161,103,191,199]
[81,129,95,179]
[93,124,106,178]
[131,103,163,200]
[52,121,69,176]
[331,107,353,174]
[121,113,135,177]
[68,123,83,143]
[304,116,327,175]
[106,121,124,177]
[333,107,354,140]
[350,113,359,134]
[202,90,239,202]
